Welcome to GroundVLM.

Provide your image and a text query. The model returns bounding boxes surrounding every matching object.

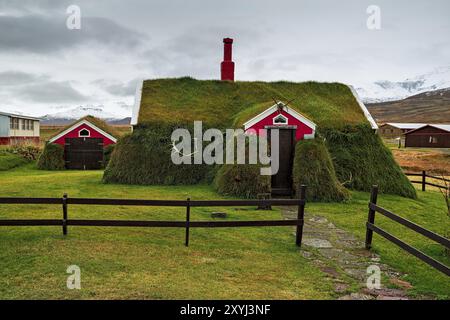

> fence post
[365,185,378,250]
[62,193,68,236]
[185,197,190,247]
[296,185,306,247]
[422,170,426,191]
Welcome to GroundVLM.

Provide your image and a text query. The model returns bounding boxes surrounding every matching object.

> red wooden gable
[243,103,316,140]
[48,120,117,146]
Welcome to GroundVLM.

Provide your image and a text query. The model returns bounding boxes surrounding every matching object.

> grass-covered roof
[137,77,368,128]
[49,115,119,140]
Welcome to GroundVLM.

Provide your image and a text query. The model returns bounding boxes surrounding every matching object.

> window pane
[79,129,90,137]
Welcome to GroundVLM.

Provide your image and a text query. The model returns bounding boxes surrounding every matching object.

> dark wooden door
[269,128,296,196]
[65,138,104,170]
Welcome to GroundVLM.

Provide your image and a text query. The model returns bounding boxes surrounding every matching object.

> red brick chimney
[221,38,234,81]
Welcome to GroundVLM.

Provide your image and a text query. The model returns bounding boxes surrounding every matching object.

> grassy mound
[321,124,417,199]
[103,124,216,185]
[0,151,29,171]
[37,143,65,170]
[214,164,271,198]
[292,139,350,202]
[138,77,367,129]
[103,144,115,168]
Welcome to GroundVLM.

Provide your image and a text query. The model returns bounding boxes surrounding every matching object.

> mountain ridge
[356,66,450,103]
[366,88,450,124]
[40,105,130,125]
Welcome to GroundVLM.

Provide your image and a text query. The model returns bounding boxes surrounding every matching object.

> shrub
[103,124,216,185]
[292,138,350,202]
[321,124,417,199]
[214,164,271,198]
[103,144,115,168]
[7,144,41,161]
[37,143,65,170]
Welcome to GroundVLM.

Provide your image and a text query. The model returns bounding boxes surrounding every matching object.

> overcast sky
[0,0,449,117]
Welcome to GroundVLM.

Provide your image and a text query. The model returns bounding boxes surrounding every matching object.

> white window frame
[273,114,288,125]
[78,128,91,137]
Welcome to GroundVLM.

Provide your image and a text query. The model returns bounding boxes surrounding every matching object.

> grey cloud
[0,0,449,115]
[0,70,87,103]
[0,71,49,85]
[20,81,87,103]
[0,0,68,13]
[94,78,140,96]
[0,14,146,54]
[139,26,262,78]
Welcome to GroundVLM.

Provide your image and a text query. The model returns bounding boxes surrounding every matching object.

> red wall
[52,123,116,146]
[0,137,40,145]
[245,110,314,140]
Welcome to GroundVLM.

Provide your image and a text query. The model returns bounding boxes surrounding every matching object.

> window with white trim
[10,117,19,130]
[273,114,288,125]
[79,128,90,137]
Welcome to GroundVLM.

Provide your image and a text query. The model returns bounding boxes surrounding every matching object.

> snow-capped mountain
[41,105,123,125]
[356,66,450,103]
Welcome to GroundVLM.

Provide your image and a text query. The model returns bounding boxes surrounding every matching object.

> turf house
[104,38,416,201]
[39,116,118,171]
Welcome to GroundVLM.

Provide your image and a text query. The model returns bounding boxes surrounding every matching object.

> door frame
[265,125,297,197]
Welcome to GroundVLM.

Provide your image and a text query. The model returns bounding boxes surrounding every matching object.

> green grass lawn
[0,151,29,171]
[0,165,332,299]
[0,165,448,299]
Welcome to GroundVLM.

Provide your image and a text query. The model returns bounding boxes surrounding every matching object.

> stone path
[282,207,419,300]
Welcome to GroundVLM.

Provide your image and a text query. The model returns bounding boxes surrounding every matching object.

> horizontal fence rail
[405,170,449,191]
[365,185,450,277]
[0,185,307,247]
[0,197,304,207]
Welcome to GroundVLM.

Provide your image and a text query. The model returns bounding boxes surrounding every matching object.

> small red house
[243,102,316,195]
[48,117,117,170]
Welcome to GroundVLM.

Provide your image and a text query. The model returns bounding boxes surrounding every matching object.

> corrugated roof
[0,111,41,121]
[385,123,426,129]
[404,123,450,134]
[428,124,450,132]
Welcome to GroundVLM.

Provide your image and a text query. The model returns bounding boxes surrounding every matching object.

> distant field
[40,125,131,143]
[367,89,450,124]
[383,139,450,174]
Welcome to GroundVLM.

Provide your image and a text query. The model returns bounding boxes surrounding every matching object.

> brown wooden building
[378,123,425,138]
[404,124,450,148]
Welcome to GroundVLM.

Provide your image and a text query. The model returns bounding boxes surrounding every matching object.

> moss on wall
[321,124,417,199]
[37,143,65,170]
[292,138,350,202]
[103,123,216,185]
[214,163,271,198]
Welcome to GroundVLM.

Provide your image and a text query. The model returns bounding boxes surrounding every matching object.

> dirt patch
[392,148,450,174]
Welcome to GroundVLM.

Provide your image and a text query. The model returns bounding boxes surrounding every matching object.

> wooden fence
[0,185,307,247]
[405,170,449,191]
[365,185,450,276]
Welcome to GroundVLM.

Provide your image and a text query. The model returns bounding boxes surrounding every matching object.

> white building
[0,111,40,145]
